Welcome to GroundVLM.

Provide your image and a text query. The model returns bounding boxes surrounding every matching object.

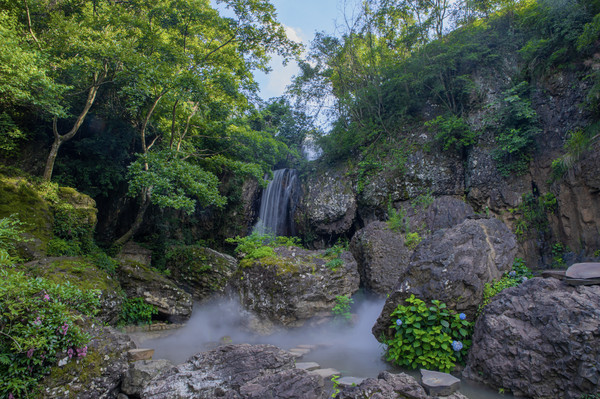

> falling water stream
[253,169,300,237]
[132,297,513,399]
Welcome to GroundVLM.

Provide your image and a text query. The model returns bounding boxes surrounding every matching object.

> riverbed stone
[122,359,174,397]
[464,277,600,398]
[234,246,360,328]
[373,217,517,341]
[566,262,600,279]
[296,362,320,371]
[336,371,468,399]
[420,369,460,396]
[141,344,324,399]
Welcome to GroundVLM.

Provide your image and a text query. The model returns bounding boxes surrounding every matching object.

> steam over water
[138,296,387,375]
[135,296,513,399]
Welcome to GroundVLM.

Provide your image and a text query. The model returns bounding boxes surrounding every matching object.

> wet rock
[141,344,324,399]
[296,166,357,237]
[41,324,135,399]
[565,262,600,279]
[336,371,467,399]
[420,369,460,396]
[117,241,153,266]
[464,278,600,398]
[127,348,155,361]
[373,218,517,340]
[122,359,174,397]
[167,246,238,301]
[350,221,412,296]
[117,259,193,322]
[234,247,359,328]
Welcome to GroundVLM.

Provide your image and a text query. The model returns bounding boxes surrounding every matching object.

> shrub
[0,269,100,398]
[0,214,29,255]
[47,238,81,256]
[87,251,118,275]
[404,232,422,250]
[479,258,533,313]
[385,295,473,372]
[425,114,479,153]
[332,295,354,323]
[118,297,158,326]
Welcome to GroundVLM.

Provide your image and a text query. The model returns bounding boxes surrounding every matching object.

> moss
[0,176,53,253]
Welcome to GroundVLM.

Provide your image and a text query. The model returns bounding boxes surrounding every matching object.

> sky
[253,0,358,100]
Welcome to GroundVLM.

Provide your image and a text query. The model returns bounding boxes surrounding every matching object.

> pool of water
[135,297,513,399]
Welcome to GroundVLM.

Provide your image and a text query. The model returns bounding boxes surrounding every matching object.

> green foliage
[127,149,226,215]
[509,192,557,240]
[322,239,348,271]
[0,214,29,256]
[47,238,81,257]
[479,258,533,313]
[0,268,100,398]
[551,242,569,268]
[385,296,473,372]
[387,204,410,234]
[551,123,600,180]
[325,258,344,270]
[490,82,540,177]
[332,295,354,323]
[118,298,158,326]
[404,232,423,250]
[87,252,118,276]
[356,160,383,194]
[426,114,480,153]
[331,374,341,398]
[226,233,302,267]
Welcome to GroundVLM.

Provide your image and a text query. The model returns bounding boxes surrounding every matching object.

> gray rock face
[141,344,324,399]
[41,325,135,399]
[350,221,412,296]
[566,262,600,279]
[117,260,193,323]
[420,369,460,396]
[336,371,468,399]
[167,246,238,301]
[373,218,517,340]
[351,197,475,296]
[464,278,600,399]
[235,247,360,327]
[296,166,357,236]
[122,359,174,397]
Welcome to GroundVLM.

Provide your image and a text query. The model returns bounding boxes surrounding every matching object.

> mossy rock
[41,322,134,399]
[19,257,125,324]
[57,186,97,227]
[0,175,53,258]
[167,245,238,301]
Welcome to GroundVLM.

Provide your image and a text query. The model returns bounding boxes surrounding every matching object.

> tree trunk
[112,188,151,249]
[43,138,62,181]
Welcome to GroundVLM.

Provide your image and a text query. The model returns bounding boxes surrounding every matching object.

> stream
[130,297,514,399]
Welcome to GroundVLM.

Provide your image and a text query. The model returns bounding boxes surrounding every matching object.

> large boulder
[141,344,324,399]
[336,371,468,399]
[117,259,193,323]
[350,221,412,296]
[167,245,238,301]
[350,197,475,296]
[296,166,357,237]
[41,324,135,399]
[234,247,360,328]
[464,277,600,398]
[122,359,174,397]
[373,217,517,340]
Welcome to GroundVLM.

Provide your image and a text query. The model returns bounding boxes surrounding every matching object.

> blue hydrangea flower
[451,340,463,351]
[396,319,403,326]
[459,313,466,320]
[522,276,528,282]
[509,271,516,277]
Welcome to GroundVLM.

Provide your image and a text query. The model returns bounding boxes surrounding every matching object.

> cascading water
[253,169,300,237]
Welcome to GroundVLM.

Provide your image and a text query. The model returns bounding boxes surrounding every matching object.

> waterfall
[253,169,300,237]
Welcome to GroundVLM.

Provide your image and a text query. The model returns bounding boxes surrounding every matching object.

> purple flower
[451,340,463,352]
[43,293,50,301]
[77,346,88,358]
[459,313,466,320]
[26,348,34,358]
[8,393,14,399]
[67,348,74,358]
[396,319,403,326]
[33,317,41,326]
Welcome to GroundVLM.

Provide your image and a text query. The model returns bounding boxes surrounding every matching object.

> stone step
[296,344,318,350]
[310,368,340,379]
[289,347,311,355]
[128,348,154,361]
[337,376,365,387]
[420,369,460,396]
[296,362,320,371]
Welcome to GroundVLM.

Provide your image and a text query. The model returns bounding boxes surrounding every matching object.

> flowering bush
[479,258,533,314]
[0,269,100,398]
[384,295,473,373]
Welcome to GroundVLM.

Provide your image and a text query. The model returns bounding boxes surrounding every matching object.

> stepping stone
[566,263,600,279]
[289,348,311,355]
[337,376,365,387]
[128,348,154,361]
[296,362,320,371]
[296,344,317,350]
[420,369,460,396]
[311,368,340,379]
